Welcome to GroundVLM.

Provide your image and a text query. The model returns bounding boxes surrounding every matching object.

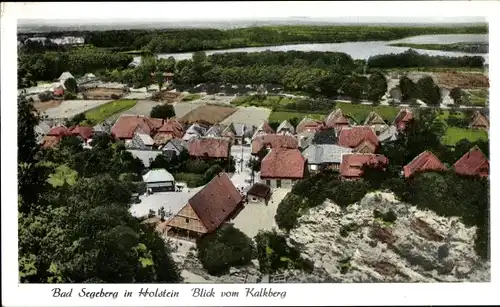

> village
[23,66,490,283]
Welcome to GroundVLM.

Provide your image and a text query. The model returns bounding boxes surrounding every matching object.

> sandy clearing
[179,104,237,125]
[108,100,160,121]
[34,100,62,112]
[221,106,271,126]
[232,188,290,239]
[43,100,112,119]
[173,102,205,118]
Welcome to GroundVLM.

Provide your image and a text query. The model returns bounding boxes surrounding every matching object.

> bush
[64,92,77,100]
[173,173,206,188]
[38,91,53,102]
[185,159,210,174]
[254,230,313,274]
[204,165,223,182]
[110,94,120,100]
[197,224,255,275]
[150,104,175,119]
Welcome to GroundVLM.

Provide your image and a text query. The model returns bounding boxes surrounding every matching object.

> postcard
[1,1,498,306]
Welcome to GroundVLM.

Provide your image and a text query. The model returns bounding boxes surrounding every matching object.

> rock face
[286,192,490,283]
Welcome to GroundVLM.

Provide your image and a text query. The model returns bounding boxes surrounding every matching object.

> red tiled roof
[158,119,184,138]
[296,118,324,134]
[325,109,350,128]
[111,115,164,139]
[260,148,305,179]
[260,121,275,134]
[403,151,447,178]
[70,125,93,140]
[42,135,62,149]
[337,126,380,149]
[47,126,71,137]
[394,108,413,130]
[453,146,489,178]
[188,138,230,158]
[470,111,489,129]
[340,154,388,178]
[251,134,298,154]
[188,172,243,233]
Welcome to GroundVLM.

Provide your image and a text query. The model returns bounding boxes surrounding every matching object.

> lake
[132,34,489,65]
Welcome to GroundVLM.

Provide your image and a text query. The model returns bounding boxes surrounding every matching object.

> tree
[417,76,442,106]
[449,87,466,105]
[366,71,388,105]
[399,75,417,102]
[196,224,255,275]
[64,77,78,93]
[150,104,175,119]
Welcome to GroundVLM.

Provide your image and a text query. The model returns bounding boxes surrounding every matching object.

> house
[222,123,250,145]
[296,130,316,150]
[469,111,489,130]
[41,125,71,149]
[260,148,306,188]
[363,111,389,135]
[143,169,176,193]
[337,126,380,153]
[70,125,94,145]
[276,120,295,135]
[253,121,275,138]
[111,115,164,140]
[182,123,207,142]
[325,109,351,129]
[127,149,164,169]
[35,121,52,144]
[188,137,231,159]
[302,144,353,172]
[204,124,225,138]
[93,121,112,135]
[58,71,75,83]
[153,119,184,147]
[126,132,155,149]
[53,85,65,97]
[296,117,324,134]
[403,151,447,178]
[378,125,399,143]
[251,134,298,155]
[340,154,389,180]
[246,183,272,204]
[166,172,243,238]
[393,108,413,130]
[161,139,188,160]
[453,146,489,178]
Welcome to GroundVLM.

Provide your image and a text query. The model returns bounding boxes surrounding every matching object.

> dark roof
[188,172,243,233]
[247,183,271,199]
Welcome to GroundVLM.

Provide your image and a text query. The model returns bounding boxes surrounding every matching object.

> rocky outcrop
[286,192,490,283]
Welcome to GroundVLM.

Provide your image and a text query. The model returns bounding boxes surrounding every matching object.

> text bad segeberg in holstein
[51,287,287,299]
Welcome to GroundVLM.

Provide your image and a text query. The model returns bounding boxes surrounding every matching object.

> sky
[6,2,491,25]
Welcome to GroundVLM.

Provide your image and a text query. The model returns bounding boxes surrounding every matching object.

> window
[276,180,282,188]
[185,218,189,223]
[252,197,257,201]
[266,180,270,185]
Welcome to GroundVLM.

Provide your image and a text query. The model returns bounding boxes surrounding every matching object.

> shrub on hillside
[204,165,223,182]
[196,224,255,275]
[254,230,313,274]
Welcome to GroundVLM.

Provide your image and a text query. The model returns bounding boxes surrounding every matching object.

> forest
[19,24,488,53]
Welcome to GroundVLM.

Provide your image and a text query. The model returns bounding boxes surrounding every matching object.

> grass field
[268,111,326,122]
[442,127,488,145]
[85,99,137,124]
[388,42,488,54]
[181,93,202,102]
[335,103,400,123]
[231,95,299,107]
[467,89,488,107]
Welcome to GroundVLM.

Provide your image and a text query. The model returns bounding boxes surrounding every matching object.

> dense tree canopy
[18,97,181,283]
[150,104,176,119]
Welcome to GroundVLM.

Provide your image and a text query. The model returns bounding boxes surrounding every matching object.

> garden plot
[108,100,159,121]
[220,106,271,127]
[173,102,205,118]
[43,100,112,119]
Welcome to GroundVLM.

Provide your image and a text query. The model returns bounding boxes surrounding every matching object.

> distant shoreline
[388,42,489,54]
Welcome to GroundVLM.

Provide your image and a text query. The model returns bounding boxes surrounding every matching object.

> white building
[143,169,176,193]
